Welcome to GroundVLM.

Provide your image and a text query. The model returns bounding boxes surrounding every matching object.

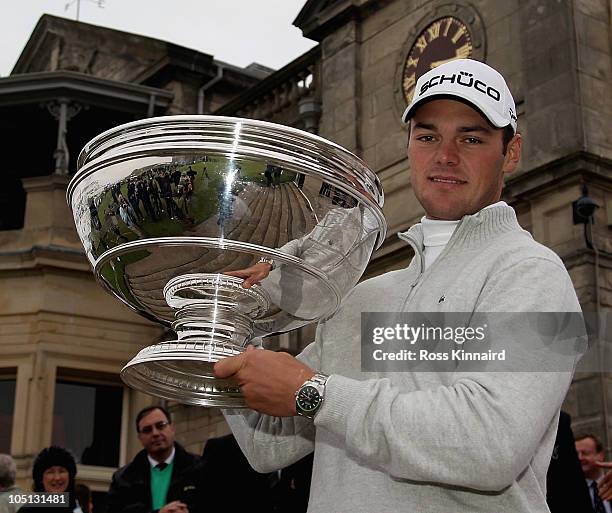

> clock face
[402,16,474,103]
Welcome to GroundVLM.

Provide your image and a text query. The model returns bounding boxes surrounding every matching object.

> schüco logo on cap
[419,71,501,102]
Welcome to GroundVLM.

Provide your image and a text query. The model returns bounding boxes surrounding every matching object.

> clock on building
[401,16,474,103]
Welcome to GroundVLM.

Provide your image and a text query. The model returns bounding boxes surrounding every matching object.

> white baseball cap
[401,58,517,134]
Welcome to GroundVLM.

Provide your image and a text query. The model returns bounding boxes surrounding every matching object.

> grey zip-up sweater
[224,205,582,513]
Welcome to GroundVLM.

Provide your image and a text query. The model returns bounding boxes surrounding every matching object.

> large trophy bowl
[68,115,386,407]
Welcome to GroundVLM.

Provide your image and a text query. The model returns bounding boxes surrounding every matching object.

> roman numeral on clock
[403,75,416,91]
[427,21,441,41]
[455,43,471,59]
[415,35,428,52]
[452,25,467,44]
[406,56,419,68]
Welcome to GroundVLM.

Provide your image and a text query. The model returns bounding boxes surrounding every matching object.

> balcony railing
[215,46,321,132]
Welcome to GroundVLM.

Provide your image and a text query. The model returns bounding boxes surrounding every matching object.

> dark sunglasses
[140,420,170,434]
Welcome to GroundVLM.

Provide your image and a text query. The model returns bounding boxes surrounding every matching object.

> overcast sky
[1,0,318,76]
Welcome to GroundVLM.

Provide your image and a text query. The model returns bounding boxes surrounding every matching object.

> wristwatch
[295,373,329,419]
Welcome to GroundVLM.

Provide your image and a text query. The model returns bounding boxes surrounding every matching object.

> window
[52,375,123,467]
[0,174,25,230]
[0,371,16,453]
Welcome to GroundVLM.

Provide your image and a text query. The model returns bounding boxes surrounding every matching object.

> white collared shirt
[147,445,176,468]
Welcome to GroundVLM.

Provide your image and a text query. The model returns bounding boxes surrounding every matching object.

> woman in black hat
[20,446,80,513]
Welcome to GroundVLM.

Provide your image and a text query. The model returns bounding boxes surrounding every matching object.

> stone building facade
[0,0,610,502]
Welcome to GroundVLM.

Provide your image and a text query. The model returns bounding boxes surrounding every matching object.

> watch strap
[257,256,275,269]
[308,373,329,387]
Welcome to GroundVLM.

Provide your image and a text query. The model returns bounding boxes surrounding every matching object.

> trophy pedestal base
[120,339,248,408]
[121,273,269,407]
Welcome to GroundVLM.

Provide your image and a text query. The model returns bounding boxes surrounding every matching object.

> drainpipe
[197,64,224,114]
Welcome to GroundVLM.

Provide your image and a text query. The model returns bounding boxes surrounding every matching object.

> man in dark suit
[546,411,593,513]
[107,406,207,513]
[576,433,611,513]
[202,433,273,511]
[202,433,314,512]
[270,451,313,513]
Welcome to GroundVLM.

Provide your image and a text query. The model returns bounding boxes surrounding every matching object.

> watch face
[297,385,321,412]
[402,16,474,103]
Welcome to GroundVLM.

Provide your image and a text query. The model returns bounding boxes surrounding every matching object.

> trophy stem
[120,273,272,407]
[172,304,254,347]
[165,272,270,352]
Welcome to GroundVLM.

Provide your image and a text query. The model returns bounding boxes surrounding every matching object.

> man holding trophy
[68,58,584,513]
[214,59,584,512]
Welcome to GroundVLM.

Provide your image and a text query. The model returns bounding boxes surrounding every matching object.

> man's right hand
[225,262,273,289]
[596,461,612,500]
[159,501,188,513]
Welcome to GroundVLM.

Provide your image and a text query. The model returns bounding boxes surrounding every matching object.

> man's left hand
[214,346,315,416]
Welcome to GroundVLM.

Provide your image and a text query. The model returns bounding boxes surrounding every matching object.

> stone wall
[574,0,612,160]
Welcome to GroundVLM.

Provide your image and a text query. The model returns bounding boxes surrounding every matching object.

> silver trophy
[67,116,386,407]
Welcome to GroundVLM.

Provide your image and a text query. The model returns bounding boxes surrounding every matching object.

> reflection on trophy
[67,116,386,407]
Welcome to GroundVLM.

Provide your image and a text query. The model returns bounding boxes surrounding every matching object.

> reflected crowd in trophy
[85,154,362,261]
[89,161,205,251]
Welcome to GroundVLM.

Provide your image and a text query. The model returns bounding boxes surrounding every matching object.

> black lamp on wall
[572,185,599,248]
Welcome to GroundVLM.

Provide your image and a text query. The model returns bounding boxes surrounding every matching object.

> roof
[0,70,173,113]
